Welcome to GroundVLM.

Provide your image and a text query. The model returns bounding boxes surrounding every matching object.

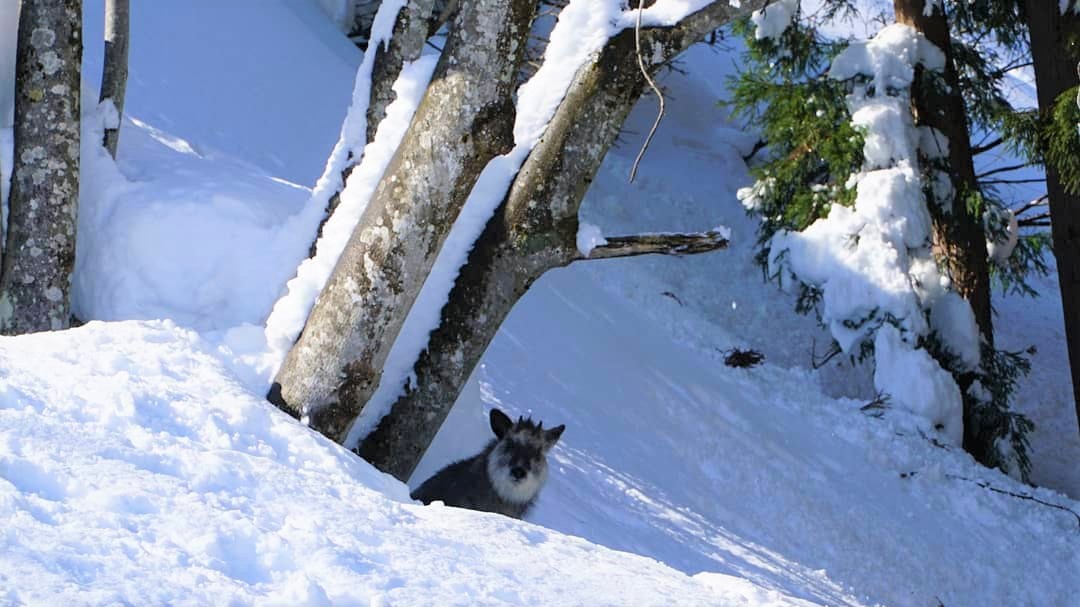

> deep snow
[0,1,1077,605]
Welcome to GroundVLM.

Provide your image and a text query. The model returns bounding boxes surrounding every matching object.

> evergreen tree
[731,0,1036,478]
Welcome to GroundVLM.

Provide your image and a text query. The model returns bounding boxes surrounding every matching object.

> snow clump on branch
[766,24,976,445]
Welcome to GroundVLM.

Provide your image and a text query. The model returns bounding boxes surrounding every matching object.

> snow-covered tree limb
[366,0,437,144]
[317,0,436,241]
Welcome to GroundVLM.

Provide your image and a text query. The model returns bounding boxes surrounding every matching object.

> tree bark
[0,0,81,335]
[309,0,438,260]
[99,0,128,158]
[365,0,436,145]
[1026,1,1080,432]
[270,0,537,443]
[358,0,764,481]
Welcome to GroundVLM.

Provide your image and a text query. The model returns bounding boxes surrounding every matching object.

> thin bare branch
[971,137,1003,155]
[976,162,1029,179]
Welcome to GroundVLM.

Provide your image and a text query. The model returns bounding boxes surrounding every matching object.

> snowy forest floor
[0,1,1078,605]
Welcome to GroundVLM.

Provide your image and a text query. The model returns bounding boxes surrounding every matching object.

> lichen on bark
[0,0,82,335]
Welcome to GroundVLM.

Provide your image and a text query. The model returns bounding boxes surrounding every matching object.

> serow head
[486,408,565,504]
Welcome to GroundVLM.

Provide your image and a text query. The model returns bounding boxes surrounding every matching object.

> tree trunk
[309,0,438,260]
[1027,1,1080,433]
[270,0,537,443]
[894,0,991,343]
[894,0,999,465]
[358,0,761,481]
[0,0,81,335]
[99,0,128,158]
[365,0,436,148]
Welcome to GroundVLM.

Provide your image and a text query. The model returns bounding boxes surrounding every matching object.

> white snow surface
[0,3,1079,606]
[874,325,962,444]
[0,321,788,607]
[751,0,798,40]
[829,23,944,89]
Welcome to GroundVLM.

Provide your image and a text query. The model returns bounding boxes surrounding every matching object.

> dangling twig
[629,0,666,183]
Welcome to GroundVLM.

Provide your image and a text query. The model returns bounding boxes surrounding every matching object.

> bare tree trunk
[99,0,128,158]
[1027,1,1080,433]
[270,0,537,443]
[358,0,761,481]
[0,0,81,335]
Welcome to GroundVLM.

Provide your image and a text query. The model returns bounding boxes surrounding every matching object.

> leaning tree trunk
[99,0,128,158]
[894,0,996,465]
[310,0,438,257]
[270,0,537,443]
[1027,1,1080,434]
[358,0,763,482]
[0,0,81,335]
[365,0,436,144]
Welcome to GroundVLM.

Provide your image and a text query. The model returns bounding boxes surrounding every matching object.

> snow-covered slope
[1,320,819,606]
[0,2,1077,606]
[69,0,361,331]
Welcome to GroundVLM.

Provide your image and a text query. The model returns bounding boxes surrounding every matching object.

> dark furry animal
[410,408,565,519]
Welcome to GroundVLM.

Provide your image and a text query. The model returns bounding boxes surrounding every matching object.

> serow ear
[542,424,565,451]
[490,408,513,439]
